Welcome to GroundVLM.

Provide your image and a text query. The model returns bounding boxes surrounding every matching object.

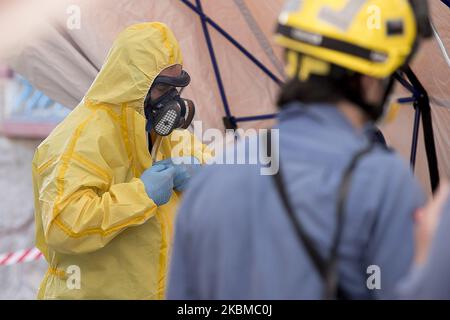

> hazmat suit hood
[84,22,183,114]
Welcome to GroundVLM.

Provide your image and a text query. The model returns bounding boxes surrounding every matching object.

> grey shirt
[168,103,425,299]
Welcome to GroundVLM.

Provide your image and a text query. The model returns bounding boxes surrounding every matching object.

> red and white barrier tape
[0,248,43,266]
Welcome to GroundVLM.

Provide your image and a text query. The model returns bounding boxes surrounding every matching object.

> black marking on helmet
[276,24,388,63]
[387,19,404,36]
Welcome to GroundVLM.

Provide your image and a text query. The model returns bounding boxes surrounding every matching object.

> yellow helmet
[275,0,421,80]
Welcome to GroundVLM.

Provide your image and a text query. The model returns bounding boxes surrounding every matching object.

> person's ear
[360,75,384,105]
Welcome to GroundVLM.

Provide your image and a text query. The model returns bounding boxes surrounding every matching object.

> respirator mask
[144,70,196,136]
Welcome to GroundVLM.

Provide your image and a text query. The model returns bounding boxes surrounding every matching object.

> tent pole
[235,113,277,123]
[179,0,282,86]
[404,67,440,192]
[410,105,421,171]
[180,0,282,126]
[193,0,236,130]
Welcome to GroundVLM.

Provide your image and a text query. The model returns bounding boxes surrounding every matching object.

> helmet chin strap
[341,74,396,122]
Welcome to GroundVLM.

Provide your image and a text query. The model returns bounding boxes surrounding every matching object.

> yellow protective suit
[32,22,209,299]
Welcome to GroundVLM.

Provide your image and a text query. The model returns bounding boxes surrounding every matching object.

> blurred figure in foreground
[168,0,432,299]
[398,182,450,299]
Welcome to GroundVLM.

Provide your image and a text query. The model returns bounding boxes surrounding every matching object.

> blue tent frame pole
[394,71,421,170]
[396,68,440,192]
[181,0,282,128]
[193,0,235,129]
[410,106,421,171]
[234,113,277,123]
[179,0,283,86]
[404,67,440,192]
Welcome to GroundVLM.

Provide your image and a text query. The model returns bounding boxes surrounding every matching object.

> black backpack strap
[269,130,374,299]
[327,143,375,298]
[272,168,329,280]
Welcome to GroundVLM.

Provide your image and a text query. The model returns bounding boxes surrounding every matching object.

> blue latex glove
[140,164,176,206]
[156,156,202,192]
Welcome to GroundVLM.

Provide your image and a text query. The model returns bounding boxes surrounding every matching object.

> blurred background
[0,0,449,299]
[0,67,67,299]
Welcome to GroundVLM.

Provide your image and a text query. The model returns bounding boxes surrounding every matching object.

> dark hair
[277,61,363,108]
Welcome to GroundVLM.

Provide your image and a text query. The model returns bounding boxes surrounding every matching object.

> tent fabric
[8,0,285,130]
[5,0,450,192]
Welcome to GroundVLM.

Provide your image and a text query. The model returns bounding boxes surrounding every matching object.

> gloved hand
[156,156,202,192]
[140,164,176,206]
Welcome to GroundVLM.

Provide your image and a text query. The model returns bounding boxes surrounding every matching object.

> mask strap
[180,99,196,129]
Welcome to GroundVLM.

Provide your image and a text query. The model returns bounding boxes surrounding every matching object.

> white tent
[3,0,450,193]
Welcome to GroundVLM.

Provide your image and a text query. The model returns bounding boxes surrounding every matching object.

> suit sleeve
[33,141,157,255]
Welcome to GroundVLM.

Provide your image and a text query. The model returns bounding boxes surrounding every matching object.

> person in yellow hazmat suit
[31,22,210,299]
